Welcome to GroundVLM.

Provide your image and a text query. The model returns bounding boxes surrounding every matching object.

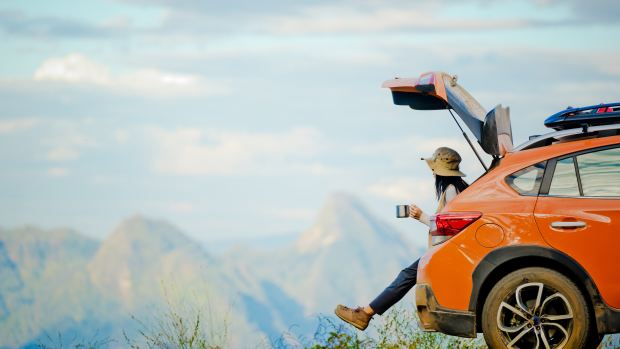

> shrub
[272,305,487,349]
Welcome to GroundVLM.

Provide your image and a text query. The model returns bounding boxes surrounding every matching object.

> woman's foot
[334,304,373,330]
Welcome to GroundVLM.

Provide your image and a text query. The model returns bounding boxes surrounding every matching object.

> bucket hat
[423,147,466,177]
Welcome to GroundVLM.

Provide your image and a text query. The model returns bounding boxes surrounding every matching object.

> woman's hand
[408,204,423,220]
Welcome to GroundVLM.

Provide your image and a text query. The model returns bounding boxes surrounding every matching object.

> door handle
[550,221,586,229]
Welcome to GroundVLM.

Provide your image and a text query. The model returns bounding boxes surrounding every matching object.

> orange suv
[383,72,620,348]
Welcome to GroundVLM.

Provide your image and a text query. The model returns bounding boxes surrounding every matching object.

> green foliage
[371,306,486,349]
[34,302,620,349]
[36,331,112,349]
[123,298,229,349]
[306,317,371,349]
[271,306,487,349]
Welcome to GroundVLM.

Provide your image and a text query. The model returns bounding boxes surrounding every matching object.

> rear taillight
[431,212,482,245]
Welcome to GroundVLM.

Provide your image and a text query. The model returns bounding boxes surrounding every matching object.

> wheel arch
[469,245,606,334]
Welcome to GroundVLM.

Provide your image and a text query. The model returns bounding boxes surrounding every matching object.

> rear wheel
[482,267,594,349]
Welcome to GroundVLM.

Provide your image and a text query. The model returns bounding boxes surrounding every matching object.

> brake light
[433,212,482,243]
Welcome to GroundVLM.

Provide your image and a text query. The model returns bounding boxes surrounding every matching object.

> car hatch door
[383,71,513,157]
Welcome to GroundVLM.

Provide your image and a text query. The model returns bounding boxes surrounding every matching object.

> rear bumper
[415,284,477,338]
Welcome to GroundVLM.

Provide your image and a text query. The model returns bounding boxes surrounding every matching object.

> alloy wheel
[496,282,573,349]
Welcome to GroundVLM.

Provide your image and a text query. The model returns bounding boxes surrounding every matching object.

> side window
[576,147,620,197]
[548,157,580,197]
[506,162,546,195]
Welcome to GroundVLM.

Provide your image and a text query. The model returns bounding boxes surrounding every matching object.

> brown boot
[334,304,372,330]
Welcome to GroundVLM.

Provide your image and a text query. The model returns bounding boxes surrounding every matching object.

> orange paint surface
[417,134,620,311]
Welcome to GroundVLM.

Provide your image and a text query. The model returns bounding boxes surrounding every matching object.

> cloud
[0,118,38,134]
[34,54,110,84]
[120,0,620,40]
[167,201,195,213]
[261,5,535,35]
[47,146,81,161]
[542,0,620,21]
[116,0,330,15]
[34,53,227,97]
[47,167,70,177]
[265,207,315,221]
[353,135,480,163]
[148,126,329,176]
[43,123,97,163]
[114,129,130,144]
[0,11,115,38]
[348,134,489,190]
[4,0,617,45]
[367,177,435,202]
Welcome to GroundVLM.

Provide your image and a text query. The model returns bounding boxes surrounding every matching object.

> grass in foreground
[271,306,487,349]
[36,305,620,349]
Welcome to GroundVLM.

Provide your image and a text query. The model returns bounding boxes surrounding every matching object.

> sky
[1,0,619,246]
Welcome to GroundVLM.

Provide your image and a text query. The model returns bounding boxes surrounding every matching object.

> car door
[534,145,620,308]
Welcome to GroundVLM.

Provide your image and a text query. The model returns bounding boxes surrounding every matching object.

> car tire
[482,267,594,349]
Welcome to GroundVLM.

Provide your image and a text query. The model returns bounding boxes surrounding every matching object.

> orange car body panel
[418,134,620,311]
[382,72,448,102]
[535,197,620,308]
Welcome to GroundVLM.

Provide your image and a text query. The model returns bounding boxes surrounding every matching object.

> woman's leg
[368,259,419,315]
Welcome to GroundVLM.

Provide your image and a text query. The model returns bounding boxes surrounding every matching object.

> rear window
[506,161,546,195]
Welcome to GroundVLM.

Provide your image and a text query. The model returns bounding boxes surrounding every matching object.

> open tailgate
[383,72,513,157]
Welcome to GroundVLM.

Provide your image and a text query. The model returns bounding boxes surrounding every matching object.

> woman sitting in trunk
[335,146,469,330]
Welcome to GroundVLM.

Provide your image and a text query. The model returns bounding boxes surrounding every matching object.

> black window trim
[572,156,584,196]
[539,158,556,195]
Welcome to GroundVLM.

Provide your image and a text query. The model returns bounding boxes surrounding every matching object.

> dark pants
[369,259,419,315]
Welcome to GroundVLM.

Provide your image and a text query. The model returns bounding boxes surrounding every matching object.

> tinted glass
[576,147,620,197]
[549,157,580,197]
[506,162,545,195]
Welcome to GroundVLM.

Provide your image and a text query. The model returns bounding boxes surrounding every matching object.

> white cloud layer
[352,135,485,176]
[34,54,109,84]
[148,127,329,176]
[34,53,227,97]
[367,177,435,203]
[43,123,98,163]
[47,167,70,177]
[263,5,532,35]
[0,118,39,134]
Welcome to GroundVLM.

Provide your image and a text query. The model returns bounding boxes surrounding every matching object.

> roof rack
[544,102,620,130]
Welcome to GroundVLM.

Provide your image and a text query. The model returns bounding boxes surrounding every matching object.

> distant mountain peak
[319,191,369,216]
[295,192,403,253]
[88,215,209,306]
[107,215,193,249]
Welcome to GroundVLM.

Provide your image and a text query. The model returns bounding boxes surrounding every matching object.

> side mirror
[481,105,513,157]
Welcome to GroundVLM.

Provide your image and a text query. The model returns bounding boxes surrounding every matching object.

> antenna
[448,109,488,172]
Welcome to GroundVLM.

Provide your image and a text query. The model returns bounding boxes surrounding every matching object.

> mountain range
[0,193,424,348]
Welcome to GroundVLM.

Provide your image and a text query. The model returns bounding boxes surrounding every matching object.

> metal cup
[396,205,410,218]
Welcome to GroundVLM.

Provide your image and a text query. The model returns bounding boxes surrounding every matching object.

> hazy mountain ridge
[229,193,424,314]
[0,193,422,348]
[0,227,105,347]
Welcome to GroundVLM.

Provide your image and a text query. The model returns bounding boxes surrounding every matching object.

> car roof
[514,124,620,152]
[503,132,620,173]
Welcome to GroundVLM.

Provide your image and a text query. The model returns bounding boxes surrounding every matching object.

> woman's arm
[418,212,431,227]
[409,205,431,227]
[411,184,459,227]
